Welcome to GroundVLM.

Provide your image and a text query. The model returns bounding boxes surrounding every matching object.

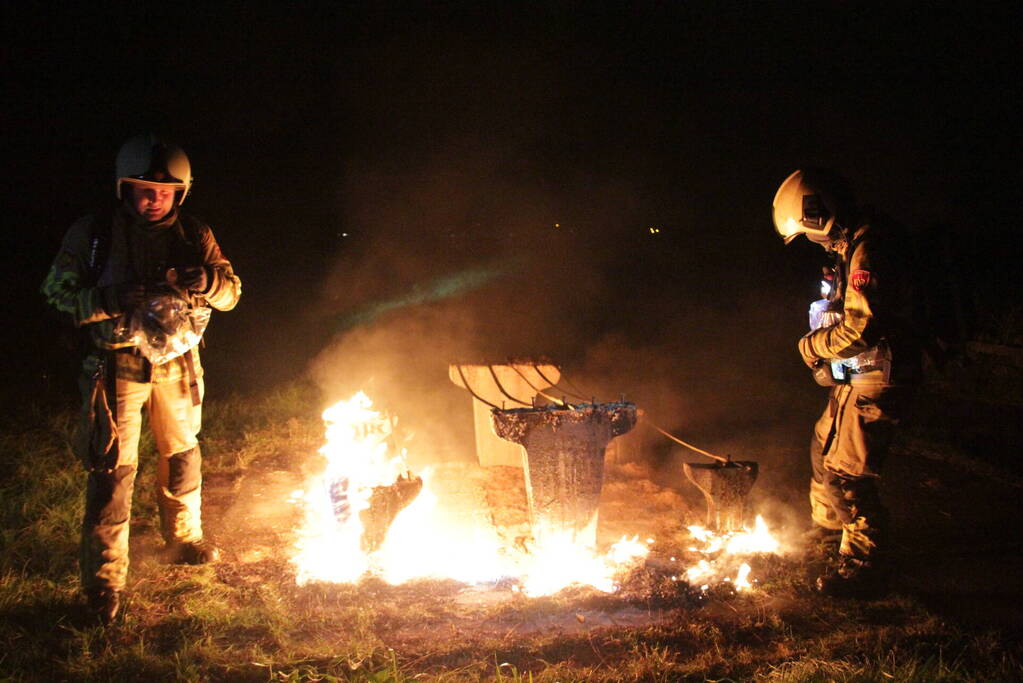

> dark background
[2,3,1017,468]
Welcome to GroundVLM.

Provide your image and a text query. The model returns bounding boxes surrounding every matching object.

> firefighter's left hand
[811,361,837,386]
[173,266,209,293]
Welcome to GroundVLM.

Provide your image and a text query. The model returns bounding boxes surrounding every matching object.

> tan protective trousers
[808,382,908,562]
[80,373,205,593]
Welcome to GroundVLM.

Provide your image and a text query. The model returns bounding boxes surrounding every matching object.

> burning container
[683,460,758,533]
[491,402,637,549]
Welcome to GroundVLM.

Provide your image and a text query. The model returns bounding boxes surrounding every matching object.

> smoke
[309,147,624,465]
[308,142,820,515]
[297,21,821,503]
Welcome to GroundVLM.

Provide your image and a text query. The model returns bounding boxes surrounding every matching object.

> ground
[2,381,1022,681]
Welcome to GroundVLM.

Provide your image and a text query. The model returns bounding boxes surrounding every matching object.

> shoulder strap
[85,208,117,287]
[846,229,868,261]
[840,228,869,285]
[86,208,205,282]
[178,213,203,246]
[174,213,206,268]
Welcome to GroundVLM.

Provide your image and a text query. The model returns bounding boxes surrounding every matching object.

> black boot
[85,589,122,624]
[167,539,221,565]
[816,555,888,599]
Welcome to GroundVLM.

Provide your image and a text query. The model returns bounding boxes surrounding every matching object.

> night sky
[3,4,1017,462]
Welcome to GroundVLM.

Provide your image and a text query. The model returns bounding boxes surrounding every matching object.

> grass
[2,381,1022,681]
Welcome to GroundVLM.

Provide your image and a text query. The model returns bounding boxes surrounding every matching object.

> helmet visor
[119,177,189,204]
[773,202,833,244]
[120,177,188,190]
[775,214,804,244]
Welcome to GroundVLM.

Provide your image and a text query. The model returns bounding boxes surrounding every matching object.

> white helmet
[772,168,856,244]
[115,133,193,204]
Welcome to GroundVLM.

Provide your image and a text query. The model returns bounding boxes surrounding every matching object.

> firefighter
[41,134,241,622]
[773,168,919,597]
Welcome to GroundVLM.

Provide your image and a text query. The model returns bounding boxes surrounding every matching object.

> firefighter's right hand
[173,266,208,294]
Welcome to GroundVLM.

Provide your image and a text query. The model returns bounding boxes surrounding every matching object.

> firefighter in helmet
[773,168,919,597]
[41,134,241,622]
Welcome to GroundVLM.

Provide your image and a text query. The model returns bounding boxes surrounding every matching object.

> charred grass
[2,382,1022,681]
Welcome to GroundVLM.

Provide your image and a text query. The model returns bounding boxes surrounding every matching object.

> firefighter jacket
[41,205,241,383]
[797,219,920,386]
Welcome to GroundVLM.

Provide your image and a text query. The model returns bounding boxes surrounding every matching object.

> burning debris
[683,514,780,592]
[291,392,427,584]
[290,390,781,598]
[358,473,423,553]
[292,392,514,587]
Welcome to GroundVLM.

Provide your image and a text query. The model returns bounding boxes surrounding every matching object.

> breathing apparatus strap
[183,350,201,406]
[85,353,119,472]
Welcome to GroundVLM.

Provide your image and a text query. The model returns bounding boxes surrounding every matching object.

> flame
[520,534,649,596]
[723,515,780,555]
[734,563,753,591]
[683,515,780,592]
[291,392,776,596]
[291,391,403,584]
[375,470,515,585]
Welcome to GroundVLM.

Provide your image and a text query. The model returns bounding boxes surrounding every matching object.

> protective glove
[170,266,209,294]
[811,361,839,387]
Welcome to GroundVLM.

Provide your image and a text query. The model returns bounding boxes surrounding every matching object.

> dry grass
[1,382,1021,681]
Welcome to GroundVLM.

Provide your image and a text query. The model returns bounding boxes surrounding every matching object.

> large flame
[290,391,403,584]
[290,392,779,596]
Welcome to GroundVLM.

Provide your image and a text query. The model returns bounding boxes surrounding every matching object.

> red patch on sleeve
[851,269,871,291]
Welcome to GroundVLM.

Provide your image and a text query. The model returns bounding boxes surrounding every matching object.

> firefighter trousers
[79,372,205,593]
[808,382,909,563]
